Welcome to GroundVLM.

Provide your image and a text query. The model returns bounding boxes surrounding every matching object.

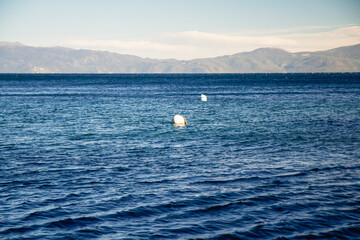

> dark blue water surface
[1,73,360,239]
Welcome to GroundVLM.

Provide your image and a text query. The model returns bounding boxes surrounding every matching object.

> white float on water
[201,94,207,101]
[173,115,187,126]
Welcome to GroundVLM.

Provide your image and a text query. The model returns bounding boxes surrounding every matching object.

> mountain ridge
[0,42,359,73]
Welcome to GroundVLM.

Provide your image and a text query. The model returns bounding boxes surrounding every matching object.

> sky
[0,0,360,60]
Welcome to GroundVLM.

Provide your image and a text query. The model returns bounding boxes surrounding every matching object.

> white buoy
[173,115,187,126]
[201,94,207,101]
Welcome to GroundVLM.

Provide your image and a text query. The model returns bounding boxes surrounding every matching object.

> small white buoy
[201,94,207,102]
[173,115,187,126]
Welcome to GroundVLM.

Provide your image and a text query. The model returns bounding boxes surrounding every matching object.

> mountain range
[0,42,359,73]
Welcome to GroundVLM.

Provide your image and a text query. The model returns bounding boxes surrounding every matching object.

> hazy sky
[1,0,359,59]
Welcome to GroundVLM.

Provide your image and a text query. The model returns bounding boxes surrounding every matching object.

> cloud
[69,40,192,52]
[162,31,296,45]
[66,26,360,60]
[161,26,360,54]
[161,31,298,50]
[278,26,360,52]
[67,40,197,59]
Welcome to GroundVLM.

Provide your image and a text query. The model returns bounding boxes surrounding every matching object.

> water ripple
[1,73,360,239]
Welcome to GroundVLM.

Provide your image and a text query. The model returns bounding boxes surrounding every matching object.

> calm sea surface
[0,73,360,239]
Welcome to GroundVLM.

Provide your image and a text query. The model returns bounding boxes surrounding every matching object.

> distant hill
[0,42,359,73]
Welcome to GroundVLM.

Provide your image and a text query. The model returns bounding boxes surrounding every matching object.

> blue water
[0,73,360,239]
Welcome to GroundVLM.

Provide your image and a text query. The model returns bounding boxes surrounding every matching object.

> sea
[0,73,359,240]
